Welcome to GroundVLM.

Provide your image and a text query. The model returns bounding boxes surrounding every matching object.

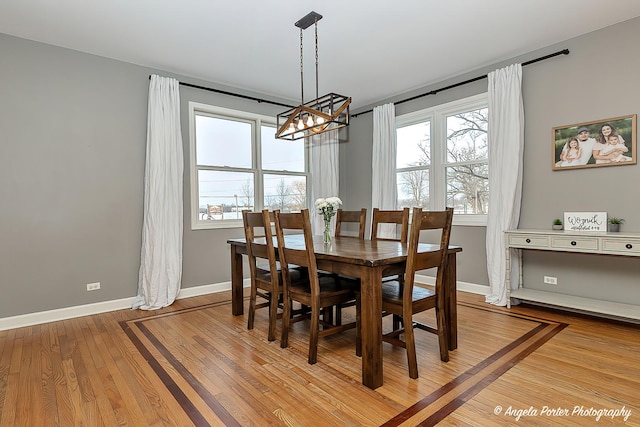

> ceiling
[2,1,640,111]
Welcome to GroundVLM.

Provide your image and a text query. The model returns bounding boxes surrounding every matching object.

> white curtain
[485,64,524,306]
[372,103,398,238]
[133,75,184,310]
[310,129,340,235]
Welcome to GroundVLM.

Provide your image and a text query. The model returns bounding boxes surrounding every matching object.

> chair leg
[308,304,320,364]
[392,314,402,331]
[280,296,291,349]
[355,294,362,357]
[322,306,334,326]
[404,317,419,379]
[435,306,449,362]
[248,281,257,330]
[267,291,278,342]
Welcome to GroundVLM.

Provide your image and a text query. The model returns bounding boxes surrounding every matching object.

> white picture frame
[563,212,607,232]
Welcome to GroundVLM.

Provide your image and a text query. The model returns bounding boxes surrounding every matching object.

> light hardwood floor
[1,290,638,426]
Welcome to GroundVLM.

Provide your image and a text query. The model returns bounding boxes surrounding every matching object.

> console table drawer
[551,236,599,251]
[508,234,549,249]
[602,238,640,255]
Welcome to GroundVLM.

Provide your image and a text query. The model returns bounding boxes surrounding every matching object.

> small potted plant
[552,218,563,230]
[608,217,625,232]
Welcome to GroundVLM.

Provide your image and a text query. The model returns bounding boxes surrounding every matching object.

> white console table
[505,229,640,321]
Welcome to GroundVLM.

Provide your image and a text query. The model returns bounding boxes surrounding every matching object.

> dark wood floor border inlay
[421,323,568,426]
[381,302,569,426]
[121,322,212,426]
[136,321,242,427]
[123,298,569,427]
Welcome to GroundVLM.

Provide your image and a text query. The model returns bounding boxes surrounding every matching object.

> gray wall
[0,34,285,318]
[345,17,640,303]
[1,35,147,317]
[517,17,639,304]
[2,16,639,318]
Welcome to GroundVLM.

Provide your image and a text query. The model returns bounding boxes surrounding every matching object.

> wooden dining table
[227,234,462,390]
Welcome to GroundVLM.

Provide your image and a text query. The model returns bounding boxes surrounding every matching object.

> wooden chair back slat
[404,207,453,297]
[335,208,367,239]
[274,209,319,292]
[371,208,410,243]
[243,210,278,278]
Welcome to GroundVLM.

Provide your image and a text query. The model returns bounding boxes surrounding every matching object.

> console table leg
[506,244,512,309]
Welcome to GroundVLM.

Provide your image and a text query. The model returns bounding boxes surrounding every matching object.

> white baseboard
[0,279,250,332]
[0,277,484,331]
[415,274,489,295]
[0,296,137,331]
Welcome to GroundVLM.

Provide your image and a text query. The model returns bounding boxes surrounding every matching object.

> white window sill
[192,220,244,230]
[452,215,487,227]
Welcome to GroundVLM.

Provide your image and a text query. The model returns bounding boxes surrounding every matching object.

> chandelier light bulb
[288,123,296,134]
[297,118,305,130]
[317,116,325,125]
[306,116,314,127]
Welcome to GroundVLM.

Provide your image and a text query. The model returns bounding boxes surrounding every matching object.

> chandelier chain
[315,18,319,101]
[299,28,304,104]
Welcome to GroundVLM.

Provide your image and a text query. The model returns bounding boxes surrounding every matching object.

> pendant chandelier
[275,11,351,141]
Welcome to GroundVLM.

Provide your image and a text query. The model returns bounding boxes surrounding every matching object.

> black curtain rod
[352,48,570,118]
[148,48,568,114]
[147,76,296,109]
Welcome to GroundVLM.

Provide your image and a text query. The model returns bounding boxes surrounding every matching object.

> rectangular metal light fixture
[276,93,350,141]
[275,11,351,141]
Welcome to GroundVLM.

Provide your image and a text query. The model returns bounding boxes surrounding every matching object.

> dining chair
[371,208,410,243]
[371,207,411,312]
[335,208,367,239]
[274,209,360,364]
[379,207,453,379]
[242,209,306,341]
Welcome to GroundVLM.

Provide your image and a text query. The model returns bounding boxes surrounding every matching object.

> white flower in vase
[315,197,342,243]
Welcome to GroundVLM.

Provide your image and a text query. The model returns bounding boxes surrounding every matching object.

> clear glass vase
[323,218,332,244]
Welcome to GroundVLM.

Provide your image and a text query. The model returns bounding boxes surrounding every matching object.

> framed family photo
[552,114,636,171]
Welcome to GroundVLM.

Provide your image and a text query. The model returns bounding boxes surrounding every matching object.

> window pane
[446,108,488,163]
[446,164,488,214]
[263,174,306,212]
[195,115,252,168]
[396,122,430,168]
[198,170,253,220]
[397,170,429,208]
[261,126,304,172]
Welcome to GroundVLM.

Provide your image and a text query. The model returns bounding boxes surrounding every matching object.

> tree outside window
[396,94,488,223]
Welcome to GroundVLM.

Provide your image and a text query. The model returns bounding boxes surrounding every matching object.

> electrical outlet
[86,282,101,291]
[543,276,558,285]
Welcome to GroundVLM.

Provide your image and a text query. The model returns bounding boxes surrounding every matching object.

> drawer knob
[571,241,577,246]
[525,238,531,243]
[626,244,633,249]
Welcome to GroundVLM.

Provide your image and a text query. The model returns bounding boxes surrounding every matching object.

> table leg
[231,245,244,316]
[446,253,458,351]
[361,266,383,389]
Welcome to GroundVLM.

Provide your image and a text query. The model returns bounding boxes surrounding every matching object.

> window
[189,103,309,229]
[395,94,488,226]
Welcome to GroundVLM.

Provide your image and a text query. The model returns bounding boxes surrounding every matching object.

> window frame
[188,102,310,230]
[395,93,488,227]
